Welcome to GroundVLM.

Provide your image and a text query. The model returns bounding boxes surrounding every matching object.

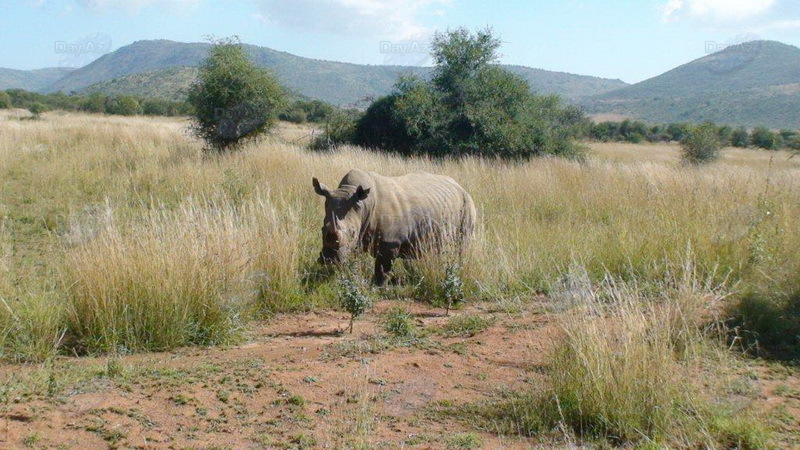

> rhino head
[312,177,371,264]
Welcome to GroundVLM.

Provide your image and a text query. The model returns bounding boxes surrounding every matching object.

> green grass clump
[0,293,65,362]
[446,432,483,449]
[438,315,493,338]
[64,201,256,353]
[383,306,416,338]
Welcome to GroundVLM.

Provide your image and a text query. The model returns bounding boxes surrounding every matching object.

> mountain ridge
[584,40,800,128]
[39,39,627,105]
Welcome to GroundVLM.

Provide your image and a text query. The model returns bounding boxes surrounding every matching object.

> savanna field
[1,110,800,448]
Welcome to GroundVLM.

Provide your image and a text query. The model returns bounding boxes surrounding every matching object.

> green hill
[80,66,198,102]
[0,67,73,92]
[584,41,800,128]
[48,39,626,106]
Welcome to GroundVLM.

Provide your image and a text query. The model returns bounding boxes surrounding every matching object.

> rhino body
[312,169,476,285]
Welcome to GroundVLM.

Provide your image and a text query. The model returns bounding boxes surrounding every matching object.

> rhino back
[367,171,473,246]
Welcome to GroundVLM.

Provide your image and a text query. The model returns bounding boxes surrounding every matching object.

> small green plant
[290,433,317,448]
[106,356,124,378]
[339,275,371,334]
[22,432,42,447]
[682,122,722,165]
[439,315,493,338]
[443,263,465,316]
[447,432,483,449]
[287,394,305,406]
[383,306,416,338]
[172,393,191,405]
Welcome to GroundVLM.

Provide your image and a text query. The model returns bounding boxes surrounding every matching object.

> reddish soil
[0,300,797,449]
[0,301,555,449]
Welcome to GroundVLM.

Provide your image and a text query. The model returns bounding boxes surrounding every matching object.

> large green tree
[187,37,285,152]
[354,28,587,159]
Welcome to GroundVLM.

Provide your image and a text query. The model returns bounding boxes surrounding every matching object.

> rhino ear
[354,185,371,201]
[312,177,330,197]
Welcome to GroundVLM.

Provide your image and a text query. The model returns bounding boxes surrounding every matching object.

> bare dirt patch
[0,300,555,449]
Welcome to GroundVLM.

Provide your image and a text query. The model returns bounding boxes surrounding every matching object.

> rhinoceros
[312,169,476,285]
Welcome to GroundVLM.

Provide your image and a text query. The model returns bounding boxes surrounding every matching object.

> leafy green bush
[666,122,691,141]
[339,275,371,334]
[311,108,361,150]
[731,126,749,147]
[28,102,50,117]
[750,126,779,150]
[187,37,286,152]
[681,122,722,165]
[106,95,142,116]
[351,28,587,160]
[278,106,307,124]
[0,91,10,109]
[291,99,334,123]
[442,263,465,315]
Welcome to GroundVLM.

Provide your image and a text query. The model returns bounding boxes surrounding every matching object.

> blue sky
[2,0,799,83]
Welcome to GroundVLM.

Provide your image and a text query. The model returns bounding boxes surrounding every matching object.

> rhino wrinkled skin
[312,169,476,285]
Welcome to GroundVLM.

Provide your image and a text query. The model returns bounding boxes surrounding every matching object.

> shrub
[278,106,307,124]
[339,274,371,334]
[731,126,749,147]
[350,28,586,159]
[27,102,48,118]
[187,36,286,152]
[789,134,800,151]
[298,100,334,123]
[442,263,465,315]
[80,92,107,113]
[106,95,142,116]
[311,108,360,151]
[750,126,779,150]
[681,122,722,165]
[0,91,10,109]
[666,122,691,141]
[354,93,415,151]
[383,306,416,338]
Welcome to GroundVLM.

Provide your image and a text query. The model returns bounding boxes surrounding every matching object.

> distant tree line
[278,99,335,124]
[589,119,800,151]
[0,88,192,116]
[0,88,336,124]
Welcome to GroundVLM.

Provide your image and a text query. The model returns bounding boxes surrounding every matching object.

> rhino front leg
[373,243,398,286]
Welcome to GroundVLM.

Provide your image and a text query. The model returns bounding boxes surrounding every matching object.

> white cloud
[34,0,200,14]
[663,0,776,22]
[255,0,450,39]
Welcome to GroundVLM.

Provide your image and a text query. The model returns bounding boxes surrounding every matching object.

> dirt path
[0,301,556,449]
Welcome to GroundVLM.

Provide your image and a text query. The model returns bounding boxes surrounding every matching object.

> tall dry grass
[467,265,767,447]
[0,112,798,357]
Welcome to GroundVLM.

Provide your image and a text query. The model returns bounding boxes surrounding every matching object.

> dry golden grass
[467,266,769,447]
[0,111,798,357]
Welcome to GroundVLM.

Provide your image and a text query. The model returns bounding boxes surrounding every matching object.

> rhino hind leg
[374,242,400,286]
